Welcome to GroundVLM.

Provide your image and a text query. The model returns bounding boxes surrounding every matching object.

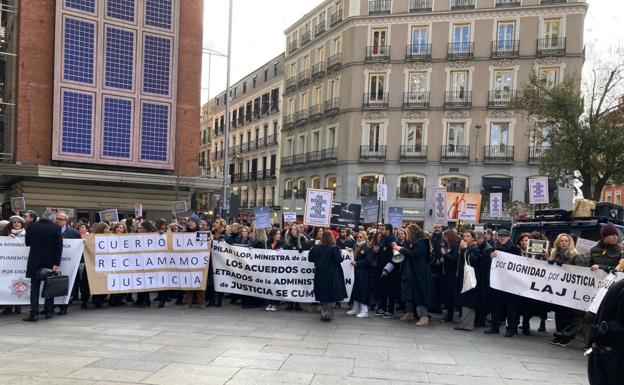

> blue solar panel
[62,90,93,155]
[105,27,134,90]
[63,18,95,84]
[140,102,169,161]
[143,35,171,95]
[103,97,132,158]
[65,0,96,13]
[107,0,135,22]
[145,0,172,29]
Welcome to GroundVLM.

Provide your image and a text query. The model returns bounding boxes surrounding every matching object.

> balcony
[312,62,326,80]
[265,135,278,146]
[537,37,566,56]
[283,114,294,128]
[400,145,427,161]
[484,145,514,162]
[237,116,244,126]
[529,146,549,163]
[447,42,474,59]
[283,190,293,199]
[403,92,430,108]
[366,46,390,61]
[360,145,387,161]
[288,40,297,54]
[293,153,307,165]
[269,103,279,114]
[294,109,308,124]
[281,155,293,167]
[286,76,297,93]
[406,44,432,61]
[298,69,311,86]
[256,137,265,149]
[444,91,472,108]
[491,40,520,58]
[409,0,432,12]
[496,0,521,6]
[363,93,389,109]
[315,20,326,37]
[329,9,342,27]
[324,98,340,114]
[451,0,475,10]
[295,189,307,199]
[369,0,391,15]
[327,53,342,71]
[309,104,323,120]
[306,150,321,162]
[301,31,311,46]
[441,145,469,161]
[541,0,567,4]
[320,148,337,161]
[488,90,518,108]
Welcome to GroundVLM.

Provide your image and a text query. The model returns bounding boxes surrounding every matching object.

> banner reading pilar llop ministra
[83,233,210,294]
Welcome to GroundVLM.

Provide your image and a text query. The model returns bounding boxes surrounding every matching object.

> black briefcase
[42,273,69,298]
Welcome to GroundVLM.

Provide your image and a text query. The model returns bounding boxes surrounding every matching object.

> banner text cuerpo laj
[83,233,210,294]
[211,241,354,303]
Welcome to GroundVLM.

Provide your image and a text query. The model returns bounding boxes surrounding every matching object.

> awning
[482,177,512,191]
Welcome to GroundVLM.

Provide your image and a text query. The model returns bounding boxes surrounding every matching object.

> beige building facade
[207,54,284,216]
[280,0,586,228]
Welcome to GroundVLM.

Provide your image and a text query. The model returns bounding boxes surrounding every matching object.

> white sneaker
[346,308,359,315]
[270,305,278,312]
[356,311,369,318]
[265,305,271,311]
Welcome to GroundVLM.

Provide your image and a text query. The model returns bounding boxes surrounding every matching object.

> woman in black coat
[393,224,431,326]
[346,231,374,318]
[440,229,460,322]
[455,230,480,331]
[308,230,347,321]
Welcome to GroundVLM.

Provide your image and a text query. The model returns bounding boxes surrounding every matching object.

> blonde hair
[285,224,303,249]
[549,233,577,260]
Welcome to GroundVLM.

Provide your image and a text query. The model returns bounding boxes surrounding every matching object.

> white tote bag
[461,252,477,294]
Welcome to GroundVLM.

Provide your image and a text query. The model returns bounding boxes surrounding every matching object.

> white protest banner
[83,233,210,294]
[211,241,354,303]
[529,177,549,205]
[304,188,333,227]
[575,238,598,256]
[99,209,119,223]
[588,273,624,313]
[0,237,84,305]
[283,212,297,223]
[489,192,503,218]
[490,251,615,312]
[10,197,26,212]
[433,187,447,225]
[254,206,272,229]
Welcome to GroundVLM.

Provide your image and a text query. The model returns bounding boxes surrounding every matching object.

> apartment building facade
[280,0,586,228]
[208,53,284,216]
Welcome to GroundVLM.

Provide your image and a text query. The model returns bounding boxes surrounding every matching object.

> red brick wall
[15,1,55,165]
[601,184,624,204]
[175,0,203,176]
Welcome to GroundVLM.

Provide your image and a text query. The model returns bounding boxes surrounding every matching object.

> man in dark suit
[55,212,80,315]
[24,211,63,322]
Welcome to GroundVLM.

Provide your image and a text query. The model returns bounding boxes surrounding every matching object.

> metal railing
[406,44,432,61]
[409,0,432,12]
[541,0,567,4]
[360,145,387,160]
[451,0,475,10]
[537,37,566,56]
[293,153,307,165]
[400,145,427,160]
[496,0,521,7]
[283,114,294,128]
[491,40,520,57]
[295,189,307,199]
[529,146,549,163]
[309,104,323,120]
[294,109,308,124]
[484,145,514,162]
[366,45,390,61]
[324,98,340,114]
[312,62,326,79]
[488,90,518,108]
[330,9,343,27]
[403,92,430,108]
[288,40,297,54]
[441,145,469,160]
[298,69,310,85]
[369,0,391,14]
[283,190,292,199]
[286,76,297,92]
[327,53,342,71]
[363,93,389,109]
[447,42,474,59]
[444,91,472,107]
[315,20,326,36]
[301,31,311,46]
[321,148,337,161]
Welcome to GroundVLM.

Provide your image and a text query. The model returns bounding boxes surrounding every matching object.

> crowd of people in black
[2,210,624,350]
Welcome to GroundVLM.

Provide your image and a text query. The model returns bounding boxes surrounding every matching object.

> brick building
[0,0,219,221]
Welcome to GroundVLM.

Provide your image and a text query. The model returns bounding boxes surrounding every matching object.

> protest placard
[433,188,447,225]
[173,201,188,213]
[283,212,297,223]
[529,177,549,205]
[330,202,361,228]
[99,209,119,223]
[10,197,26,212]
[303,188,333,227]
[135,203,143,219]
[361,197,378,224]
[254,206,272,229]
[489,192,503,218]
[388,207,403,228]
[446,192,482,222]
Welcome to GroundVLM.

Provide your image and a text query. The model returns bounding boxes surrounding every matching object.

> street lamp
[221,0,233,218]
[475,124,482,163]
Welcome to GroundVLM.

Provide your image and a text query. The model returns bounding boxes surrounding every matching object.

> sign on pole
[10,197,26,213]
[134,203,143,219]
[377,184,388,202]
[361,197,378,224]
[283,212,297,223]
[254,206,272,229]
[388,207,403,228]
[303,188,333,227]
[98,209,119,223]
[489,192,503,218]
[528,177,549,205]
[446,192,482,223]
[330,202,361,229]
[173,200,188,213]
[433,188,447,225]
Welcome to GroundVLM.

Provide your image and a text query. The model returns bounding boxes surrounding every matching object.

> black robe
[400,238,431,307]
[456,244,480,309]
[441,244,459,307]
[350,244,374,304]
[309,245,348,303]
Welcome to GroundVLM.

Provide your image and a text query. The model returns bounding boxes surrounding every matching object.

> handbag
[461,252,477,294]
[42,272,69,298]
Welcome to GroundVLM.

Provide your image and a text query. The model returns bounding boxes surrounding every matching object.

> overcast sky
[201,0,623,105]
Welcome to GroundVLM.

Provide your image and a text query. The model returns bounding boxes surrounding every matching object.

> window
[274,62,279,76]
[252,75,257,88]
[496,21,515,49]
[530,123,551,147]
[264,68,268,82]
[311,176,320,189]
[410,26,428,53]
[493,69,513,99]
[452,24,470,52]
[326,176,337,192]
[449,70,468,99]
[285,179,293,192]
[312,131,320,151]
[286,137,294,156]
[489,122,510,146]
[617,192,622,205]
[328,79,338,100]
[296,178,306,192]
[333,37,342,55]
[327,126,336,148]
[441,176,468,193]
[243,82,247,94]
[404,123,424,147]
[317,47,326,65]
[539,67,558,89]
[543,18,560,40]
[398,175,425,199]
[446,122,466,147]
[606,193,612,203]
[297,134,306,154]
[407,72,428,101]
[366,123,383,149]
[314,87,322,105]
[369,73,385,100]
[360,175,378,197]
[290,63,297,78]
[371,28,387,54]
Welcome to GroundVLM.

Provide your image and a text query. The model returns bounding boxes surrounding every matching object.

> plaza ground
[0,303,588,385]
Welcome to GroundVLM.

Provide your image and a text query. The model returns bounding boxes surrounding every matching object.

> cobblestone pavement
[0,303,589,385]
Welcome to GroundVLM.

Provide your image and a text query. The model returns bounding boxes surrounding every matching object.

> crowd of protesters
[2,210,624,349]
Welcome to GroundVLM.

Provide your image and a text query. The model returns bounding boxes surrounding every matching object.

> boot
[23,312,38,322]
[346,301,360,315]
[415,316,429,327]
[400,312,415,322]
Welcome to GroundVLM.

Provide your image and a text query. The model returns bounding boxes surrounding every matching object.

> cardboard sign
[303,189,333,227]
[388,207,403,228]
[134,203,143,219]
[254,206,272,229]
[489,192,503,218]
[98,209,119,223]
[433,188,448,225]
[528,239,549,257]
[173,201,188,213]
[575,237,598,256]
[10,197,26,212]
[529,177,549,205]
[196,231,211,242]
[283,212,297,223]
[361,197,378,224]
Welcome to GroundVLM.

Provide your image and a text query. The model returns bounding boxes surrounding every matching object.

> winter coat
[25,219,63,279]
[589,241,622,273]
[308,245,348,303]
[400,237,431,307]
[336,237,355,250]
[350,244,375,304]
[441,243,459,307]
[456,243,480,309]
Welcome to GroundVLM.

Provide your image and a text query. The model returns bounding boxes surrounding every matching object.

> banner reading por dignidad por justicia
[210,241,354,303]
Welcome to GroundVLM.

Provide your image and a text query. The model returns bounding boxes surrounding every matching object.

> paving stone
[229,368,313,384]
[280,354,355,376]
[142,363,238,385]
[88,358,167,372]
[65,367,150,382]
